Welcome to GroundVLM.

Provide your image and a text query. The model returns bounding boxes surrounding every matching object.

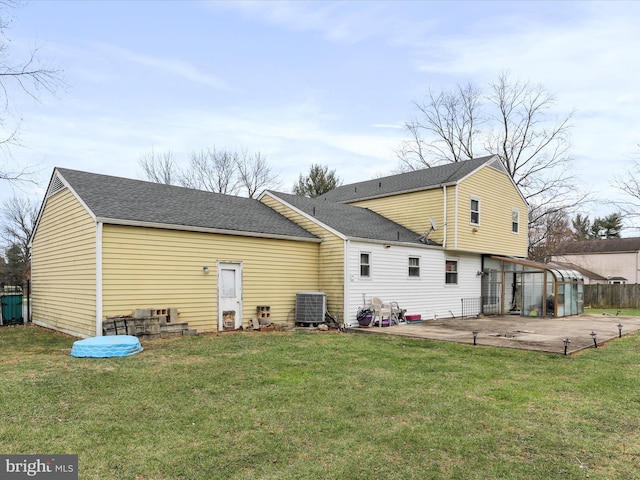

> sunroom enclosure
[481,256,584,318]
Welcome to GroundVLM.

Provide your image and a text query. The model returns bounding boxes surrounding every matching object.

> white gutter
[96,222,103,337]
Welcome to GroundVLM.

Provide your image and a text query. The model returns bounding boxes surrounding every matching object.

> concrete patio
[347,313,640,355]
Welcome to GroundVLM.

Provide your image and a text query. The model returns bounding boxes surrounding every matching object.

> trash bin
[0,293,24,325]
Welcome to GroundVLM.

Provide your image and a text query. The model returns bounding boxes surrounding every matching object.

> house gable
[319,157,527,257]
[30,168,323,337]
[453,164,528,256]
[31,187,98,337]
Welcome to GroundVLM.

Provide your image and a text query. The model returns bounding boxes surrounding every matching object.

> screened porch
[479,256,584,318]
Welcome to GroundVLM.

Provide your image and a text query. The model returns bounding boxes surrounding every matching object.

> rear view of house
[30,168,320,337]
[31,156,582,338]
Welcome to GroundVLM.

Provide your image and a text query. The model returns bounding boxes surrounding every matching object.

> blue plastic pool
[70,335,143,358]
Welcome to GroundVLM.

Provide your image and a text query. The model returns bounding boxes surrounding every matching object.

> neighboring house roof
[554,237,640,255]
[263,191,440,246]
[319,155,502,203]
[45,168,319,241]
[550,261,608,282]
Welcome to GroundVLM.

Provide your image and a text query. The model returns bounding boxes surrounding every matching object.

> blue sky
[2,0,639,222]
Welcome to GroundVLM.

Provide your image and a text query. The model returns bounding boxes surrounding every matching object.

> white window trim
[512,208,520,234]
[445,258,459,286]
[359,251,371,279]
[408,255,421,279]
[470,197,481,226]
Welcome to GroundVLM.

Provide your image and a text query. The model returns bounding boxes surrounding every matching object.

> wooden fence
[584,284,640,309]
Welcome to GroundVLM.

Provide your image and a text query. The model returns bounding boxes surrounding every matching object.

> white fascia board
[29,168,98,248]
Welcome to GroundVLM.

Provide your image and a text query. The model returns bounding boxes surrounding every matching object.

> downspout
[96,222,103,337]
[343,238,349,328]
[454,184,459,249]
[442,185,447,248]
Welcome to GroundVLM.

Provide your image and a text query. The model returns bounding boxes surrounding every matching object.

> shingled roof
[264,191,439,246]
[51,168,319,241]
[319,155,500,203]
[554,237,640,255]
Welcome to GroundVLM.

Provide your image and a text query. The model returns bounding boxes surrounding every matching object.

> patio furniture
[371,297,402,327]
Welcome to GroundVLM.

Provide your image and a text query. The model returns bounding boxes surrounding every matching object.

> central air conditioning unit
[295,292,326,326]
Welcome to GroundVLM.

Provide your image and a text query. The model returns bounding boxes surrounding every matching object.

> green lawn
[1,325,640,480]
[585,307,640,317]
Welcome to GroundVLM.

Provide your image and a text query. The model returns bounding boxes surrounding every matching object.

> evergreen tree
[590,213,623,239]
[292,164,342,198]
[572,214,591,240]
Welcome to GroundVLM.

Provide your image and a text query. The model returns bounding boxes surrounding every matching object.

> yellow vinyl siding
[101,225,319,332]
[349,189,445,245]
[454,166,528,256]
[261,195,344,321]
[31,189,97,337]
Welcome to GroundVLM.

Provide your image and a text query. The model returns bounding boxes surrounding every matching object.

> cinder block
[133,309,152,319]
[168,308,178,323]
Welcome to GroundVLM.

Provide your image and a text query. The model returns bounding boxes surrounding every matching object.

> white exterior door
[218,262,242,330]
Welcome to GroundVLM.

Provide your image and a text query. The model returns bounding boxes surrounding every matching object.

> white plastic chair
[371,297,392,327]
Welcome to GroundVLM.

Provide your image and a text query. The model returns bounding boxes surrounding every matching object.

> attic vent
[488,157,507,174]
[295,292,326,327]
[378,181,382,188]
[47,173,66,198]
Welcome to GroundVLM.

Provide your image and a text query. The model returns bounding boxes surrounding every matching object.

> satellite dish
[419,217,438,244]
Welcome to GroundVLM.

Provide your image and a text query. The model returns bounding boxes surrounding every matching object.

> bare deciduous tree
[398,73,587,259]
[0,1,65,184]
[138,148,178,185]
[612,145,640,228]
[138,146,280,198]
[396,82,482,169]
[182,148,240,195]
[486,74,576,208]
[0,195,37,281]
[236,150,280,198]
[528,206,573,263]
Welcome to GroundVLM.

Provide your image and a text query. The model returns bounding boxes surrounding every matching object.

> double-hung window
[470,197,480,225]
[408,257,420,277]
[445,260,458,285]
[360,253,371,278]
[512,209,520,233]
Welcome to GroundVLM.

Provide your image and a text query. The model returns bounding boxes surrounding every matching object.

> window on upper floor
[408,256,420,278]
[360,252,371,278]
[470,198,480,225]
[512,209,520,233]
[445,259,458,285]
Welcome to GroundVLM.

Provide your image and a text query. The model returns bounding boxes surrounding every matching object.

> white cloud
[214,0,417,45]
[93,43,228,90]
